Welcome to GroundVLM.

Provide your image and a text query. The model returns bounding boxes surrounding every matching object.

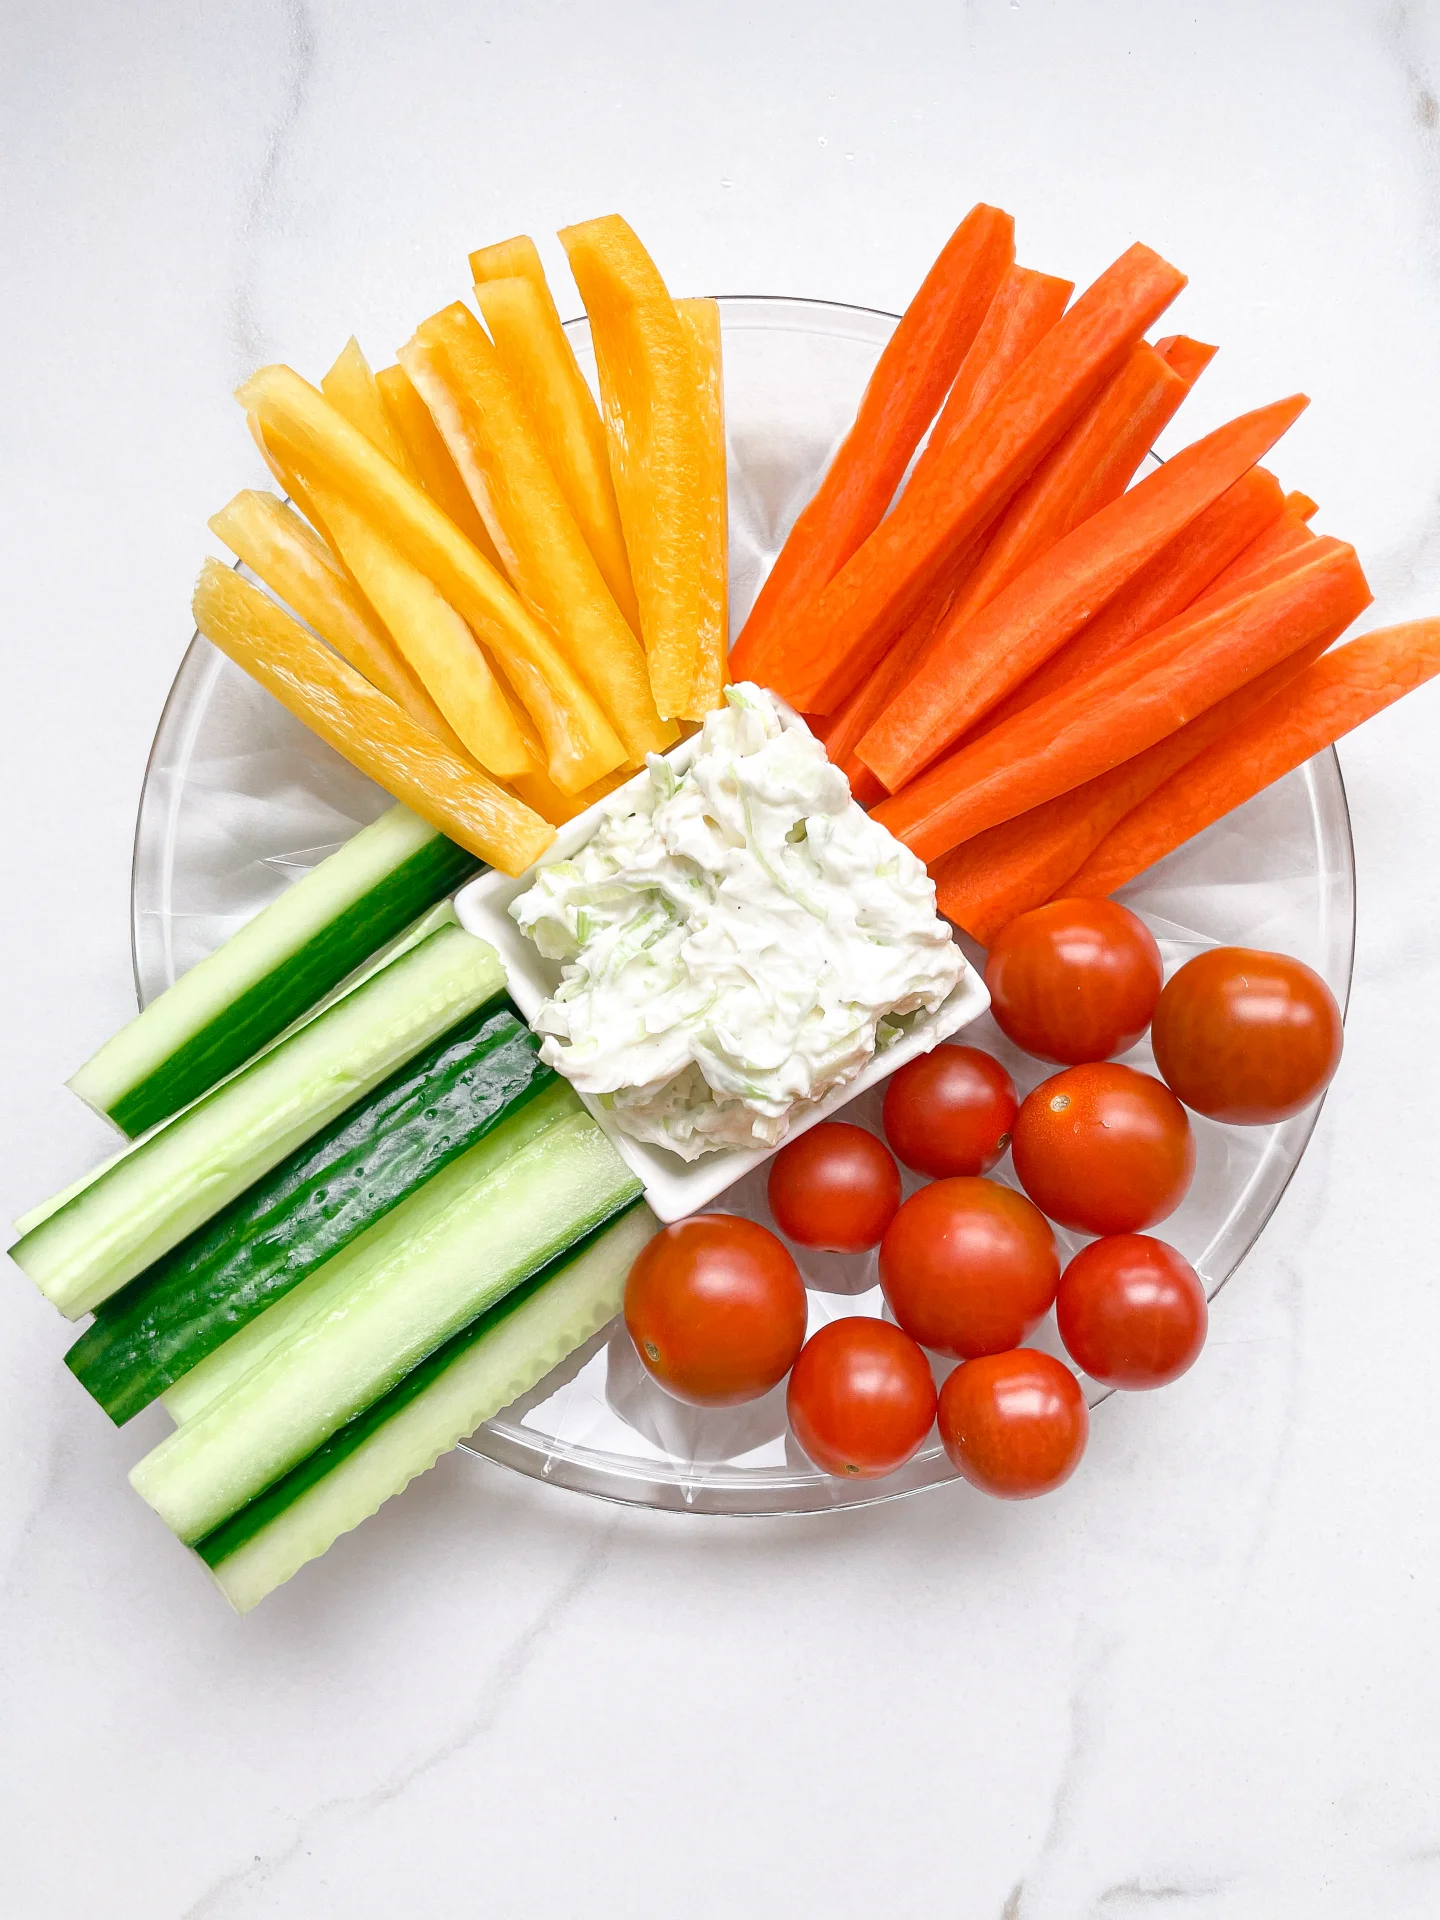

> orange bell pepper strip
[558,214,719,721]
[193,561,554,876]
[471,243,640,633]
[399,304,675,763]
[321,339,423,485]
[373,362,508,573]
[238,364,625,794]
[675,297,729,717]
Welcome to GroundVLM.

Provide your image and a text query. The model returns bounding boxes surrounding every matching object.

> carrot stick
[771,243,1189,713]
[930,639,1328,942]
[871,539,1372,864]
[1155,335,1218,385]
[1193,502,1316,606]
[1064,619,1440,898]
[1286,488,1319,522]
[973,466,1286,732]
[937,340,1194,634]
[729,204,1015,684]
[858,394,1309,792]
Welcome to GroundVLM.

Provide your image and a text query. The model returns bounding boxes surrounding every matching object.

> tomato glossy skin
[1056,1234,1208,1389]
[767,1121,901,1252]
[786,1318,937,1478]
[938,1350,1088,1499]
[1011,1062,1195,1235]
[878,1177,1059,1360]
[624,1215,808,1407]
[985,898,1164,1065]
[1151,946,1343,1125]
[882,1044,1019,1178]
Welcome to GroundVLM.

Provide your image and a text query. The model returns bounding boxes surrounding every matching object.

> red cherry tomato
[1151,946,1344,1125]
[1011,1062,1195,1235]
[624,1215,808,1407]
[786,1318,937,1478]
[878,1177,1059,1360]
[938,1349,1088,1499]
[882,1044,1019,1177]
[1056,1234,1208,1389]
[767,1121,901,1252]
[985,898,1164,1065]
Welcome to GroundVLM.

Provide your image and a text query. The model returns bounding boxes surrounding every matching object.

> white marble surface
[6,2,1440,1913]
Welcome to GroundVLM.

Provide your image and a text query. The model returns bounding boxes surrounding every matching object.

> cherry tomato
[882,1044,1019,1177]
[938,1349,1088,1499]
[767,1121,901,1252]
[985,898,1164,1065]
[1151,946,1344,1125]
[786,1317,937,1478]
[878,1177,1059,1360]
[1056,1234,1208,1389]
[1011,1062,1194,1235]
[624,1215,807,1407]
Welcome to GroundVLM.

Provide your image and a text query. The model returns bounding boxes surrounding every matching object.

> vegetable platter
[12,207,1436,1612]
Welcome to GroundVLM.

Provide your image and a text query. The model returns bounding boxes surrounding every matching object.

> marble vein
[229,0,316,376]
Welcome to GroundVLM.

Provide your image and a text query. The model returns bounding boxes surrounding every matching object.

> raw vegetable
[1154,334,1218,384]
[871,540,1372,866]
[786,1320,937,1480]
[321,337,421,482]
[878,1178,1059,1360]
[881,1045,1018,1179]
[766,1121,900,1254]
[560,214,722,720]
[1056,1235,1208,1390]
[1063,618,1440,899]
[730,203,1016,683]
[240,363,625,792]
[983,898,1162,1064]
[67,804,481,1138]
[937,1350,1088,1499]
[470,247,640,632]
[769,242,1189,713]
[197,1201,658,1613]
[131,1091,642,1543]
[13,922,507,1319]
[1010,1062,1194,1235]
[675,296,729,718]
[399,303,674,760]
[373,361,507,568]
[66,1002,553,1424]
[207,492,457,744]
[191,562,555,872]
[858,393,1309,792]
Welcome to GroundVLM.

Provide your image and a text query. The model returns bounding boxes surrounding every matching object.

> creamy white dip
[509,684,964,1159]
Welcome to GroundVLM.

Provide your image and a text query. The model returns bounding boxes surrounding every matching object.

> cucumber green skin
[109,834,481,1138]
[195,1197,647,1570]
[65,1000,550,1427]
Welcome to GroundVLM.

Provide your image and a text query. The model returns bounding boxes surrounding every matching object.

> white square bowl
[454,738,990,1222]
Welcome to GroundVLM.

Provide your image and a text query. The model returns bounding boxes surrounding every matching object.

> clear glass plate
[132,296,1354,1517]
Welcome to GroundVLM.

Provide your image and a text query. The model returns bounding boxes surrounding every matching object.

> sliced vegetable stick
[871,540,1371,864]
[207,490,459,748]
[930,640,1328,942]
[730,204,1016,682]
[559,215,715,719]
[1065,620,1440,897]
[675,296,729,717]
[193,561,554,875]
[471,257,641,632]
[772,243,1189,713]
[239,365,625,793]
[321,338,422,484]
[1193,503,1316,606]
[374,363,508,572]
[1286,488,1320,522]
[859,394,1309,791]
[976,466,1287,732]
[940,340,1194,631]
[303,477,533,779]
[399,304,674,762]
[1155,334,1218,384]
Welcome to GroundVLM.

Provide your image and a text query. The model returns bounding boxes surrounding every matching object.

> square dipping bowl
[455,735,990,1222]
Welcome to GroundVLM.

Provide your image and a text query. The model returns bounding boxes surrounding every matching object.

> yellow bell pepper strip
[559,215,715,721]
[470,248,640,632]
[399,305,676,763]
[300,476,534,780]
[373,362,508,574]
[321,338,423,484]
[238,365,625,794]
[207,490,462,750]
[193,561,554,875]
[674,297,728,717]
